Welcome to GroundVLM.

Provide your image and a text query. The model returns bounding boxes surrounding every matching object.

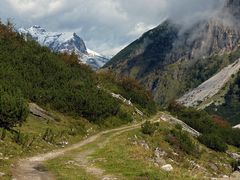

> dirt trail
[12,114,160,180]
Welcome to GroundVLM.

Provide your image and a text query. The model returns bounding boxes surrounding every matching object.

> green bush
[0,128,6,140]
[117,110,133,123]
[168,102,240,150]
[198,133,228,152]
[167,129,199,155]
[231,160,240,171]
[119,77,157,115]
[0,90,28,129]
[42,128,55,143]
[168,103,216,134]
[141,121,156,135]
[97,71,157,115]
[11,131,30,147]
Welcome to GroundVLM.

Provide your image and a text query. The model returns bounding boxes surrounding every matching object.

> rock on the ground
[222,175,229,178]
[29,103,56,121]
[228,152,240,160]
[154,147,167,166]
[154,147,166,158]
[233,124,240,129]
[209,163,219,171]
[139,140,150,150]
[161,164,173,172]
[0,172,5,177]
[230,171,240,179]
[155,158,166,166]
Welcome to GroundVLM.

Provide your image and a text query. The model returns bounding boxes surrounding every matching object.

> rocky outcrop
[160,114,201,137]
[29,103,57,121]
[233,124,240,129]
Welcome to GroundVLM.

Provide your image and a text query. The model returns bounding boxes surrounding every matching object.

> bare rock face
[169,1,240,61]
[226,0,240,18]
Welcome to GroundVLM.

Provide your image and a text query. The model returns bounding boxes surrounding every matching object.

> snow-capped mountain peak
[18,26,109,69]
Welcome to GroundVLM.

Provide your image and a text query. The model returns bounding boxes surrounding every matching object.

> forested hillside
[0,21,156,128]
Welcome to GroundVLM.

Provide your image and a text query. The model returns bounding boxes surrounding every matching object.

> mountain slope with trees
[105,0,240,108]
[0,20,156,127]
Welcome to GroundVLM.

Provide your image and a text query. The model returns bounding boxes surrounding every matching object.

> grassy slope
[91,125,233,179]
[44,115,236,180]
[0,112,91,179]
[0,99,146,179]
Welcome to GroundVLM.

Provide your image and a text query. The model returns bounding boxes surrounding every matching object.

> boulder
[230,171,240,179]
[209,163,218,171]
[161,164,173,172]
[139,141,149,150]
[154,147,166,158]
[231,153,240,160]
[155,158,166,166]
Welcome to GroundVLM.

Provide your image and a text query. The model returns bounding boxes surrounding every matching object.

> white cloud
[8,0,65,18]
[1,0,225,56]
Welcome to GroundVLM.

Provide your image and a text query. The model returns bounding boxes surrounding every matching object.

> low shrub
[42,128,55,143]
[168,102,216,134]
[231,160,240,171]
[198,133,228,152]
[167,129,199,155]
[168,102,240,151]
[0,128,6,140]
[0,89,29,129]
[117,110,133,123]
[11,131,30,147]
[141,121,156,135]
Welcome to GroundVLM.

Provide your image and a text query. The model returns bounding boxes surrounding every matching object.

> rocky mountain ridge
[19,25,109,70]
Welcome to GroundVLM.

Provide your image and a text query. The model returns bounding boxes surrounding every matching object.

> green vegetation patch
[168,103,240,151]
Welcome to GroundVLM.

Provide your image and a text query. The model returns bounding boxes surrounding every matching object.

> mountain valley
[0,0,240,179]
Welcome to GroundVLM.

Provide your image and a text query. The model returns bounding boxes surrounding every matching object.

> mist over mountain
[0,0,226,56]
[2,1,240,179]
[105,0,240,109]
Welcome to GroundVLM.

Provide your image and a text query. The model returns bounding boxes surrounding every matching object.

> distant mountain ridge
[19,25,109,70]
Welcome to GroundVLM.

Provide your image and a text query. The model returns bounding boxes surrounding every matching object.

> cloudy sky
[0,0,225,56]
